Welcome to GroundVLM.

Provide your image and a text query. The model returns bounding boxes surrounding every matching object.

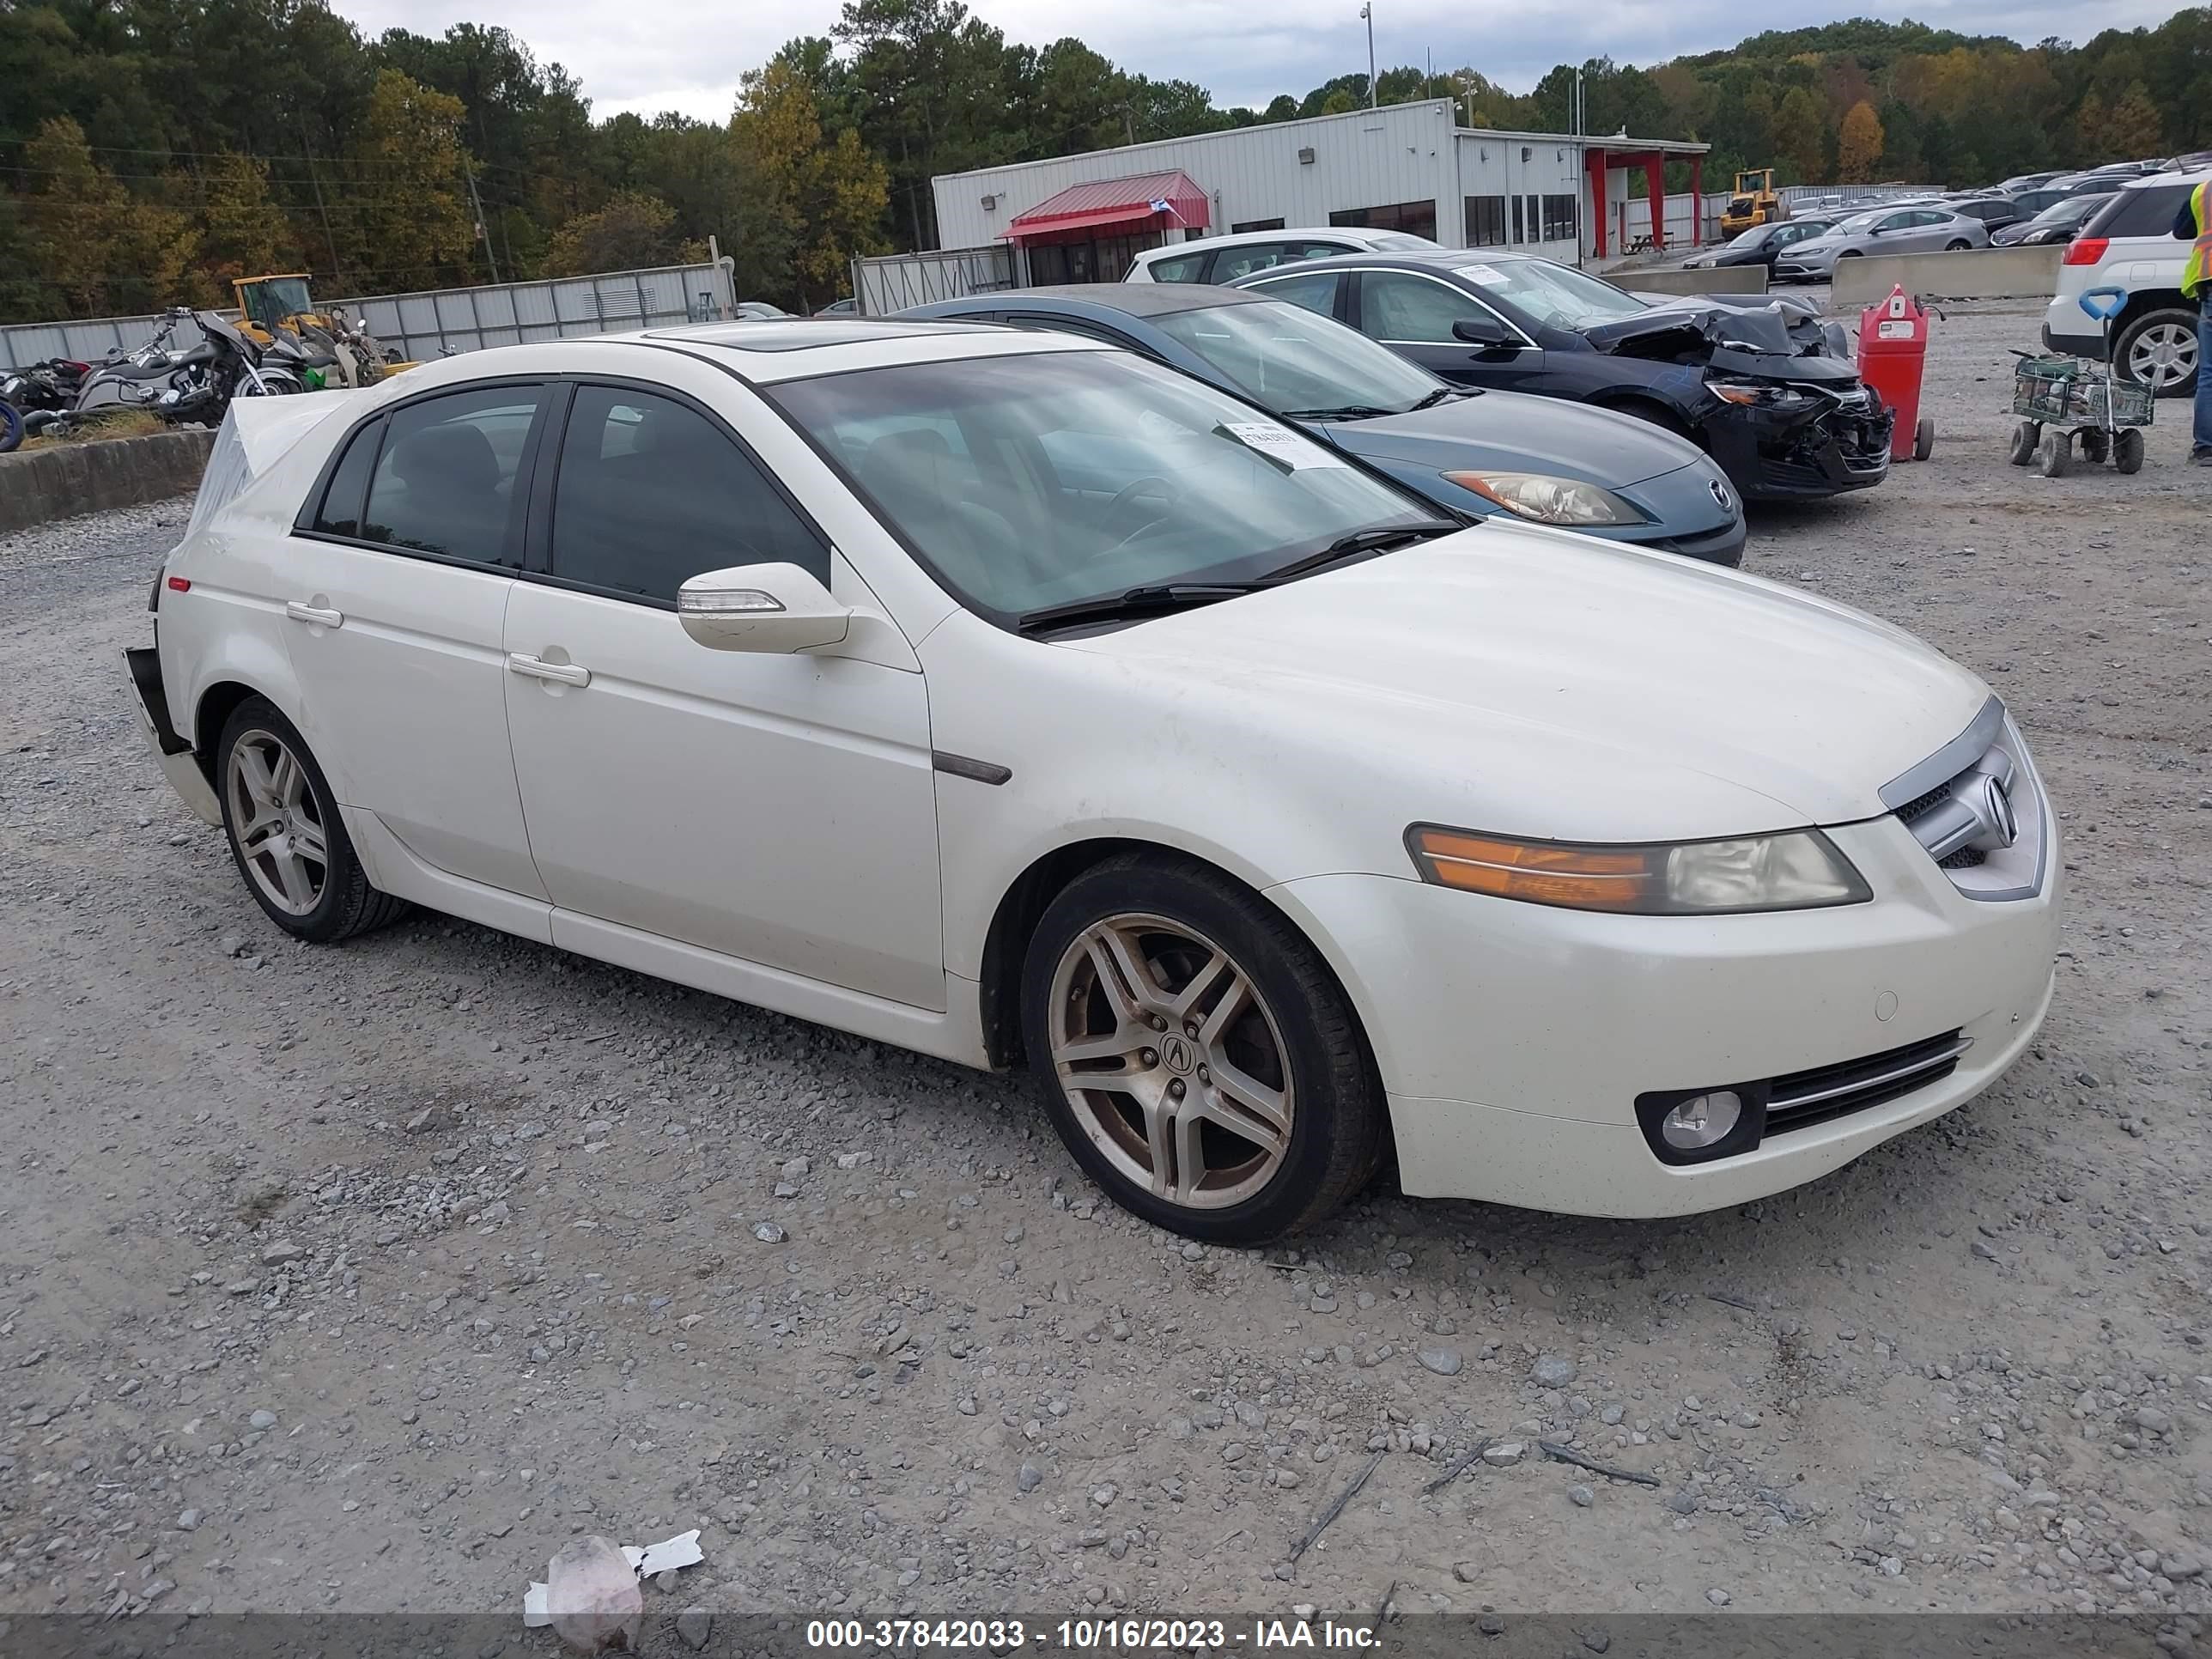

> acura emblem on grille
[1971,774,2018,849]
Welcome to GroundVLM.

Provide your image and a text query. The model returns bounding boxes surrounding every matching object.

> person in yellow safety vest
[2172,180,2212,462]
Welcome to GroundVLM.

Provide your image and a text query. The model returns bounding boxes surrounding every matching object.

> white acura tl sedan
[127,320,2059,1241]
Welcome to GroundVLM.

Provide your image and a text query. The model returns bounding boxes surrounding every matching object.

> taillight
[2061,238,2108,266]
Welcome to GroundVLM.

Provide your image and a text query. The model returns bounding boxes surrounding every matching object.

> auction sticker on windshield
[1218,422,1348,468]
[1455,264,1510,287]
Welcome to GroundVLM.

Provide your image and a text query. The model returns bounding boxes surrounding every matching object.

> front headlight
[1708,380,1815,410]
[1405,824,1872,915]
[1440,471,1645,526]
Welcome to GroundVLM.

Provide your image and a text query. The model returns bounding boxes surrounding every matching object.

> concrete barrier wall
[1617,267,1771,297]
[1829,246,2063,308]
[0,428,215,538]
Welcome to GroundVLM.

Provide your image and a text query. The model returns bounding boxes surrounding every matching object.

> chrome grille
[1880,697,2047,902]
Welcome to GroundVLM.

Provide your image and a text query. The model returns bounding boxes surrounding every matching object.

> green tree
[1773,85,1828,182]
[544,191,698,275]
[1837,100,1884,182]
[733,56,890,306]
[340,70,476,291]
[198,151,295,286]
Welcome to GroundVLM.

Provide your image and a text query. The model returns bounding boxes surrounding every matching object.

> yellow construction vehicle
[229,275,413,385]
[1718,169,1790,239]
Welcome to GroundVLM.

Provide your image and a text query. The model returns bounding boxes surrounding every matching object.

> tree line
[2,0,2206,327]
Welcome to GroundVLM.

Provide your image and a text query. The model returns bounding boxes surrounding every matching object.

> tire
[2036,428,2070,478]
[2112,307,2199,399]
[2114,428,2144,475]
[216,696,408,944]
[1019,853,1384,1242]
[2007,420,2039,466]
[1837,249,1862,258]
[0,398,21,454]
[1944,240,1972,252]
[2079,429,2110,465]
[1913,416,1935,461]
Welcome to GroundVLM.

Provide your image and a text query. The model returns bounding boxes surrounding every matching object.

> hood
[1581,297,1860,384]
[1061,531,1987,839]
[1324,389,1701,489]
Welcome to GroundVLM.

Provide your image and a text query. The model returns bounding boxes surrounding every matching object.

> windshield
[243,276,312,328]
[1722,224,1775,249]
[1455,258,1648,330]
[1829,209,1889,235]
[1369,231,1437,250]
[770,349,1437,624]
[1155,301,1443,417]
[2028,198,2094,228]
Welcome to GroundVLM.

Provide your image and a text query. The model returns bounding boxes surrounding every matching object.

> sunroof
[641,320,994,352]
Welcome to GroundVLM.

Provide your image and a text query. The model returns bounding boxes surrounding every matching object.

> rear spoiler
[184,389,380,539]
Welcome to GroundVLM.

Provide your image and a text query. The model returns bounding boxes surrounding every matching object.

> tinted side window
[1212,244,1292,281]
[2087,183,2191,239]
[1144,250,1210,283]
[550,386,828,603]
[309,416,381,538]
[1244,270,1341,317]
[362,386,543,566]
[1360,272,1482,343]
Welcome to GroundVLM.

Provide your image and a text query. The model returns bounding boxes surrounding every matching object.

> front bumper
[1268,811,2059,1219]
[125,645,222,825]
[1701,397,1893,501]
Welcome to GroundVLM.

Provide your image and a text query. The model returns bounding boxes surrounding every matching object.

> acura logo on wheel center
[1160,1034,1195,1075]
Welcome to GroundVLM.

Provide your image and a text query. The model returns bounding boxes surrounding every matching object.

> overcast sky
[336,0,2179,125]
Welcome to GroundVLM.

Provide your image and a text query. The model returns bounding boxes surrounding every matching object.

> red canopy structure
[1004,170,1210,243]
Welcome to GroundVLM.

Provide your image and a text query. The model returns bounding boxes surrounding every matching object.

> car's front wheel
[217,696,408,943]
[1021,854,1385,1241]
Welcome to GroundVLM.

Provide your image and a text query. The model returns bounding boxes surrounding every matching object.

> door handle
[507,653,590,688]
[284,600,343,627]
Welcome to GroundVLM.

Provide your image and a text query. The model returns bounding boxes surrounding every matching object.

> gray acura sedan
[1773,204,1992,282]
[900,284,1747,565]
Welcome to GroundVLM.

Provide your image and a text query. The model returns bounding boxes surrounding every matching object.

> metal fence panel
[852,246,1024,315]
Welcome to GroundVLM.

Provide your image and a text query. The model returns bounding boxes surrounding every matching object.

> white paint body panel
[147,327,2058,1220]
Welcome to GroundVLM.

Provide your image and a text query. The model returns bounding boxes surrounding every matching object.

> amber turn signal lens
[1407,827,1658,911]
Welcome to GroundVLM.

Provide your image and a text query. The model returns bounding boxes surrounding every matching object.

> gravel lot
[2,301,2207,1642]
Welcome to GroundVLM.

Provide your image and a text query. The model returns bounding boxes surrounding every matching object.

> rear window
[2085,183,2194,240]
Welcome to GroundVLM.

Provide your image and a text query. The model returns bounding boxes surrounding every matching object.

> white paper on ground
[521,1529,705,1626]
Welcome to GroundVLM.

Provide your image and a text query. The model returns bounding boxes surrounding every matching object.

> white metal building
[928,99,1709,277]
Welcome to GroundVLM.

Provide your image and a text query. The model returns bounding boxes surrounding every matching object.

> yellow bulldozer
[1718,169,1790,239]
[230,274,413,386]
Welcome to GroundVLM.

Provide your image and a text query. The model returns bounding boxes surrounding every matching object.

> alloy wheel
[1047,914,1293,1210]
[225,727,328,915]
[2124,321,2197,392]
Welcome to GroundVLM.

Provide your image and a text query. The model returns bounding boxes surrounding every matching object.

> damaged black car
[1231,248,1893,502]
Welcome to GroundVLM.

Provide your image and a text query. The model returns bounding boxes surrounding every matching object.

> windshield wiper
[1409,386,1472,409]
[1018,520,1463,635]
[1261,520,1463,582]
[1278,403,1395,421]
[1017,583,1263,634]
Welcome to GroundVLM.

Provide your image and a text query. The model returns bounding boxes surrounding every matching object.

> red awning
[1004,170,1210,242]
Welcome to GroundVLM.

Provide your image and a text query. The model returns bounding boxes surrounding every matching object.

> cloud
[330,0,2179,125]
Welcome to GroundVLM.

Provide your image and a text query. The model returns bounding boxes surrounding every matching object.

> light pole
[1361,3,1376,108]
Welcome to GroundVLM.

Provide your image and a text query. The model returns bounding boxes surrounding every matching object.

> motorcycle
[35,310,286,436]
[2,356,92,419]
[0,395,21,454]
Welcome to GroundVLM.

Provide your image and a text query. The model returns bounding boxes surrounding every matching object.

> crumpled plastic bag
[544,1535,642,1653]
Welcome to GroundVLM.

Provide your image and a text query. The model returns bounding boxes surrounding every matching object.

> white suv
[1127,226,1437,283]
[2042,171,2203,396]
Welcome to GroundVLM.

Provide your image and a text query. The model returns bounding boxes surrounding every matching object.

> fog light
[1661,1091,1742,1151]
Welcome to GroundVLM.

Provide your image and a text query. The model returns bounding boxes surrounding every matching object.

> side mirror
[678,562,851,653]
[1451,316,1516,348]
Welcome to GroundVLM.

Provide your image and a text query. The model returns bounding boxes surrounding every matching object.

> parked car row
[129,305,2057,1241]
